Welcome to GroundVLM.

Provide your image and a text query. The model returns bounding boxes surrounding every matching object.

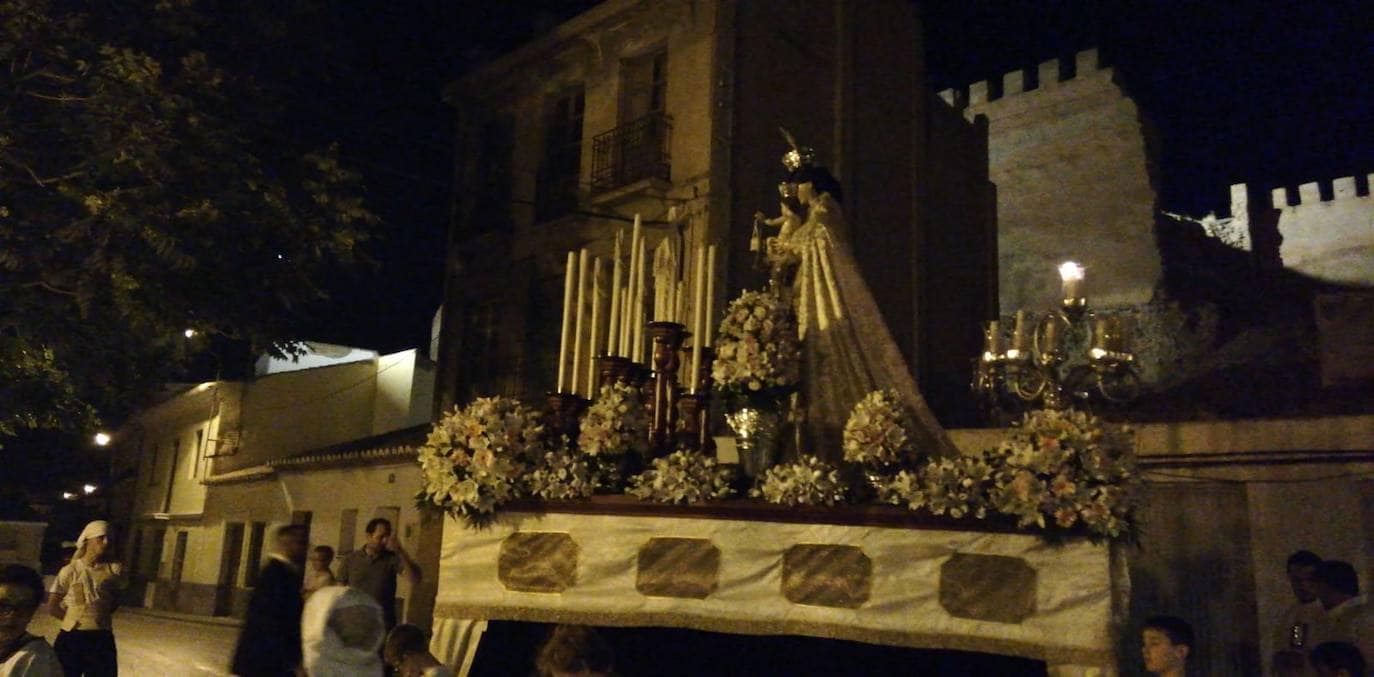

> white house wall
[144,462,424,619]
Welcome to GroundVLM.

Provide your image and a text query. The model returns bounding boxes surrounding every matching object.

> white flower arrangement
[885,408,1138,541]
[416,397,543,527]
[627,450,736,504]
[842,390,914,466]
[751,455,847,507]
[887,455,994,519]
[523,444,596,501]
[577,382,650,458]
[985,409,1138,539]
[711,288,801,403]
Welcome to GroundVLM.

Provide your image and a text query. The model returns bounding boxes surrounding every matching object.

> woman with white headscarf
[47,520,124,676]
[301,585,385,677]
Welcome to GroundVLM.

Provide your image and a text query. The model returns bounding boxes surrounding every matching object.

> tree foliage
[0,0,380,439]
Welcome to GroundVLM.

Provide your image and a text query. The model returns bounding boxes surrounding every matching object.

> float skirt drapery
[430,505,1125,674]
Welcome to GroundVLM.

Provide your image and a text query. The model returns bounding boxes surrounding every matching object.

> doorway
[215,523,244,616]
[169,531,188,611]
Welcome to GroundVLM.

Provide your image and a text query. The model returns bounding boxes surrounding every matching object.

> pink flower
[1054,507,1078,527]
[1010,471,1036,501]
[1050,474,1077,498]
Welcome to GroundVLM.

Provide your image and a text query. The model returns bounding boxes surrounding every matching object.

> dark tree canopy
[0,0,380,440]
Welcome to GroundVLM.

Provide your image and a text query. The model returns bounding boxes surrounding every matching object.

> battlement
[1226,173,1374,287]
[1230,173,1373,216]
[937,49,1107,110]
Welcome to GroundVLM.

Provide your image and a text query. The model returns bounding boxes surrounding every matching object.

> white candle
[557,251,576,392]
[689,246,706,393]
[608,232,623,356]
[1059,261,1085,301]
[587,257,603,395]
[619,285,631,358]
[984,320,1002,354]
[704,245,717,346]
[627,218,642,358]
[571,248,589,396]
[634,238,647,361]
[678,244,692,324]
[653,242,664,322]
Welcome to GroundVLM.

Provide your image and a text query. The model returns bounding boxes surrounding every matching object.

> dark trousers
[54,629,118,676]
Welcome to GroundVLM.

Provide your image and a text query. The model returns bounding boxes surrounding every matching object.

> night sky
[299,0,1372,354]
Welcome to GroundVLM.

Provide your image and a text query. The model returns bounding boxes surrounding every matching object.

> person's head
[74,520,111,561]
[788,165,844,205]
[535,625,614,677]
[277,524,309,563]
[1286,550,1322,604]
[1310,641,1367,677]
[1142,615,1193,675]
[0,564,45,638]
[310,545,335,571]
[383,624,430,668]
[1313,560,1359,610]
[365,518,392,549]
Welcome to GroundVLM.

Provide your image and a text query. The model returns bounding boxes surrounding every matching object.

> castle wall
[1226,175,1374,285]
[943,49,1161,313]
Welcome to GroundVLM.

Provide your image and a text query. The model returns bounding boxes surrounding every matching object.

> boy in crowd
[0,564,62,675]
[1142,615,1194,677]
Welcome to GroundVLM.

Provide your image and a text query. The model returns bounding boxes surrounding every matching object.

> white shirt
[49,559,123,631]
[1310,595,1374,665]
[1274,599,1325,650]
[0,635,63,677]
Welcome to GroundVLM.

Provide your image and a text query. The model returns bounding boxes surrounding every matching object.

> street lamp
[93,432,111,446]
[184,328,197,338]
[82,483,98,495]
[61,491,76,501]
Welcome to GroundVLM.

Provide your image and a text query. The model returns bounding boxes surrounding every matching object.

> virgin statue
[757,135,959,464]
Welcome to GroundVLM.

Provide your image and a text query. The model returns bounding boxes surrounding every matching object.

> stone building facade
[436,0,997,426]
[113,345,439,624]
[940,49,1161,315]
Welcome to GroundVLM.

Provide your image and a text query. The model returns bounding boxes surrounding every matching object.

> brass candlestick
[646,321,688,455]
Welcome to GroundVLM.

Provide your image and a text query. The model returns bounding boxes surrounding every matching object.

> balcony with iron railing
[590,112,672,196]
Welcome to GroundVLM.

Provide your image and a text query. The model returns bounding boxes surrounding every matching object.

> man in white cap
[301,585,385,677]
[47,519,124,676]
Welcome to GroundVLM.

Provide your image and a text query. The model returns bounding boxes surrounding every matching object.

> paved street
[28,608,241,676]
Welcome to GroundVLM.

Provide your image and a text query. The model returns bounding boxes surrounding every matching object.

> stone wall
[1224,175,1374,285]
[941,49,1161,314]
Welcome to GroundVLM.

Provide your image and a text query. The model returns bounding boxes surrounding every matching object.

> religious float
[423,136,1140,676]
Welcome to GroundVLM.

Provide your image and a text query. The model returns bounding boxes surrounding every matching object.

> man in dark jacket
[231,524,308,676]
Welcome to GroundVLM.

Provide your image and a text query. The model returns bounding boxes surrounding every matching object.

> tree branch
[22,281,80,298]
[25,91,89,103]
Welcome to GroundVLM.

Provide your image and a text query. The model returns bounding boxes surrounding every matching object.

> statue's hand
[753,211,766,224]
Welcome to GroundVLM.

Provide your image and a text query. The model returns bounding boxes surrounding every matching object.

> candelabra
[973,262,1141,414]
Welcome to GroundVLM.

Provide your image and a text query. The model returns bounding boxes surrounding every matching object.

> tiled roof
[266,424,428,469]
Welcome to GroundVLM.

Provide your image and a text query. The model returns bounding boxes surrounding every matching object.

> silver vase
[725,407,781,479]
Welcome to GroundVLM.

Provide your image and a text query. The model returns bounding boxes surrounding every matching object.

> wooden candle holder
[646,321,688,455]
[545,391,589,446]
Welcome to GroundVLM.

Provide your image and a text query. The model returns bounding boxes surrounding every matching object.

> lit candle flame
[1058,261,1084,283]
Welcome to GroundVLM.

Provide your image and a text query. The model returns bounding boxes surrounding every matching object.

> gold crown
[782,146,815,172]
